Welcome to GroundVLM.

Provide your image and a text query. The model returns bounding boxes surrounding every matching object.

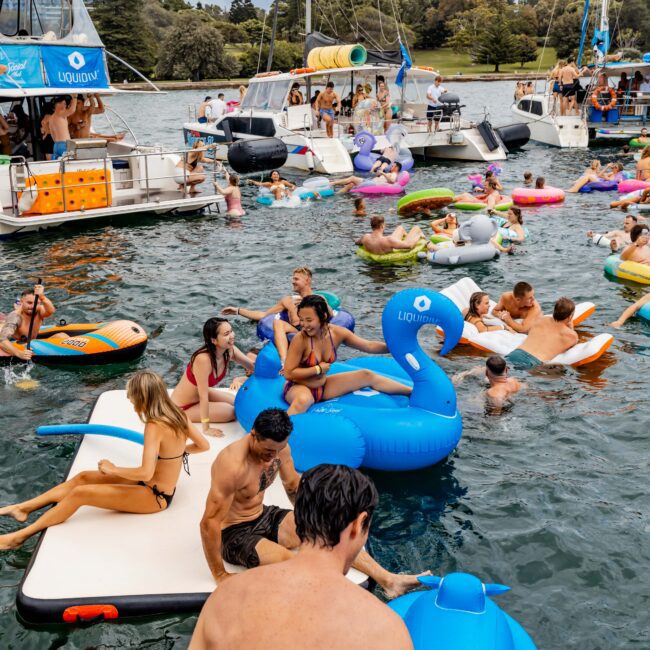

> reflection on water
[0,82,648,648]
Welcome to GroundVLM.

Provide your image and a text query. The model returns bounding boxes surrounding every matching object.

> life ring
[591,87,616,111]
[290,67,316,75]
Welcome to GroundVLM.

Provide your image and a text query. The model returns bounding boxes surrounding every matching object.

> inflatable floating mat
[438,277,613,367]
[16,390,367,624]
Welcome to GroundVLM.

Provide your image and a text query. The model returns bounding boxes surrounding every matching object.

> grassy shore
[412,47,557,76]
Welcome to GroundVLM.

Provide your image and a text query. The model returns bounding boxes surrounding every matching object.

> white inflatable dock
[17,390,367,624]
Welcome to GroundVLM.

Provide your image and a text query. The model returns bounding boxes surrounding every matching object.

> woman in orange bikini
[171,317,253,436]
[282,295,412,415]
[0,370,209,550]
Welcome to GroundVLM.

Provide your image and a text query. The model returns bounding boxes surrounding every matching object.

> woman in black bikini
[0,370,209,550]
[282,295,412,415]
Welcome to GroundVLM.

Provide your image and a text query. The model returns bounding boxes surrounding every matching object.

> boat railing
[6,146,222,218]
[103,105,140,146]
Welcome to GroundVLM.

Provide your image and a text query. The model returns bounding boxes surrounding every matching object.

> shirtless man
[610,189,650,211]
[453,355,522,410]
[559,58,580,116]
[190,463,413,650]
[505,297,578,369]
[356,215,427,255]
[587,214,638,251]
[69,94,125,142]
[314,82,341,138]
[221,265,315,325]
[49,95,77,160]
[0,285,56,360]
[636,127,650,145]
[493,281,542,334]
[199,408,426,597]
[331,161,402,194]
[197,96,212,124]
[620,223,650,265]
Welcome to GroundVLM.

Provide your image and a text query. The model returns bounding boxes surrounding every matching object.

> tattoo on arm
[258,458,281,493]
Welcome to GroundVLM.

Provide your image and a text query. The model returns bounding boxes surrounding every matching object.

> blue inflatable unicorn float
[235,288,463,471]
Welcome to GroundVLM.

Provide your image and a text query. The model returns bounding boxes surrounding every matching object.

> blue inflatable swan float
[235,288,464,471]
[389,573,537,650]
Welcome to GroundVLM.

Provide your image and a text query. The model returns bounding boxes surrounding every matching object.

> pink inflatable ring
[512,186,565,205]
[617,179,650,194]
[351,171,410,195]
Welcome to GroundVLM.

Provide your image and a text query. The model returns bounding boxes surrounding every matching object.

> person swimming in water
[587,214,638,251]
[248,171,296,201]
[171,317,254,437]
[281,295,412,414]
[0,370,209,550]
[214,164,244,216]
[454,355,523,410]
[356,215,428,256]
[353,197,366,216]
[610,293,650,328]
[430,212,459,239]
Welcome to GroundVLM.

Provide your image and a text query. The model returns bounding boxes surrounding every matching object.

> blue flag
[395,43,412,88]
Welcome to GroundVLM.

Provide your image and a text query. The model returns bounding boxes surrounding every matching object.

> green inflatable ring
[629,138,650,148]
[313,290,341,310]
[356,241,427,264]
[397,187,455,216]
[453,199,513,212]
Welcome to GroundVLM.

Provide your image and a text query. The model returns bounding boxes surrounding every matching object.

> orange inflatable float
[7,320,148,365]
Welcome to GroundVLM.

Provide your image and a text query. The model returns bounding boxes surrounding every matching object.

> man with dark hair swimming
[198,408,426,597]
[191,464,414,650]
[493,281,542,334]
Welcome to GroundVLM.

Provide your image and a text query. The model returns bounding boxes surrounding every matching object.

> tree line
[92,0,650,81]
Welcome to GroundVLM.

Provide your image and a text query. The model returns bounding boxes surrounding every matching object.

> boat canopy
[0,0,102,46]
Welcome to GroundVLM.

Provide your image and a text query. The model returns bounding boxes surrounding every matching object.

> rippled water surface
[1,81,649,649]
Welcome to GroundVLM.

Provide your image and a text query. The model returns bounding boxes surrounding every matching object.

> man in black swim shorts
[199,407,427,595]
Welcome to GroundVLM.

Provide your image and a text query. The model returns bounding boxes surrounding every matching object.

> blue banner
[0,45,45,89]
[42,46,108,89]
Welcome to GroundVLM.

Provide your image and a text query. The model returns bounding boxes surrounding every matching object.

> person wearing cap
[197,97,212,124]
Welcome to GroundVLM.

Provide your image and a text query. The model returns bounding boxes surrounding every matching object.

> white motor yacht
[0,0,225,239]
[184,65,507,174]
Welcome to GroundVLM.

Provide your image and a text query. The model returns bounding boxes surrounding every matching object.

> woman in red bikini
[171,317,253,437]
[283,295,412,415]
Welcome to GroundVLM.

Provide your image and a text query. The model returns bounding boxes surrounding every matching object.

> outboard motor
[438,92,464,121]
[227,138,288,174]
[495,123,531,151]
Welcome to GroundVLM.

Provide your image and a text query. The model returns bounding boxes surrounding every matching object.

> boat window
[1,0,72,38]
[530,100,543,116]
[518,99,531,113]
[268,81,290,111]
[240,81,290,110]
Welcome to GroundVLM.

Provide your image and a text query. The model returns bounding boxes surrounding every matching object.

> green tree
[155,13,240,80]
[240,18,268,47]
[92,0,157,79]
[471,8,519,71]
[238,40,303,77]
[548,8,582,60]
[229,0,257,24]
[514,34,538,67]
[447,1,495,53]
[159,0,191,10]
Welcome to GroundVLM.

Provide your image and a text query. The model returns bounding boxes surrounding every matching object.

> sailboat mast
[306,0,311,35]
[599,0,609,60]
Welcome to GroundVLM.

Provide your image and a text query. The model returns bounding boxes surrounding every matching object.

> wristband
[201,418,210,423]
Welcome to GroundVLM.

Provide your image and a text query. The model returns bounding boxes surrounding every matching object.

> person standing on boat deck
[191,463,414,650]
[50,95,77,160]
[314,82,341,138]
[0,371,210,551]
[504,298,578,369]
[559,58,580,116]
[0,284,58,360]
[69,94,125,142]
[197,96,212,124]
[198,408,426,597]
[426,75,446,133]
[208,94,226,123]
[617,72,630,97]
[493,281,542,334]
[377,79,391,131]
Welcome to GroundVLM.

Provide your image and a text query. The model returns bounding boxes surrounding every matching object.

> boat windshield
[241,80,291,111]
[0,0,102,45]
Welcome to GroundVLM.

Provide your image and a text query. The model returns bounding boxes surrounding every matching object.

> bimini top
[0,0,114,97]
[248,64,441,84]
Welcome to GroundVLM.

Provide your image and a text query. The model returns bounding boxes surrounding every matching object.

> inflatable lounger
[437,277,613,367]
[17,390,367,624]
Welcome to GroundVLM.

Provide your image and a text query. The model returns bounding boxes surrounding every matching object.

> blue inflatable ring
[236,287,464,472]
[389,573,536,649]
[257,307,356,341]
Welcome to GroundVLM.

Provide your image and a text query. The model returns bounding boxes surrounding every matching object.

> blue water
[0,81,648,649]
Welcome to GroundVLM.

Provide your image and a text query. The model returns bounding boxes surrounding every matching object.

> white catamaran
[511,0,650,148]
[0,0,225,238]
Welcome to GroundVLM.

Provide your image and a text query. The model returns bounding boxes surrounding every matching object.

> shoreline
[114,73,547,92]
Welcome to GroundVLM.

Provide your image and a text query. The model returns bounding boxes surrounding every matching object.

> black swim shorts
[221,505,291,568]
[376,155,392,165]
[426,105,442,120]
[561,83,576,98]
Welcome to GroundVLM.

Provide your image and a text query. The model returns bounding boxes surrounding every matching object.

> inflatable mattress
[16,390,367,624]
[437,278,613,366]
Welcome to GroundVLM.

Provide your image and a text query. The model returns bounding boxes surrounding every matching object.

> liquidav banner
[42,46,109,89]
[0,45,44,89]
